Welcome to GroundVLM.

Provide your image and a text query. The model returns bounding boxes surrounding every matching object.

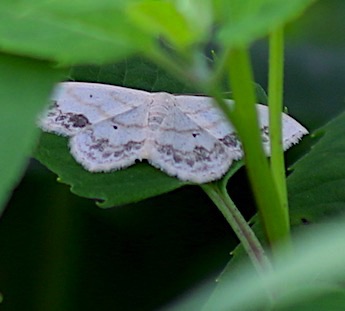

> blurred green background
[0,1,345,310]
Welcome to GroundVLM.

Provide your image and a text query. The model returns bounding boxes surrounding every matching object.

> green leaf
[0,0,150,64]
[34,133,187,208]
[288,111,345,224]
[203,110,345,307]
[128,1,195,48]
[173,0,214,40]
[69,56,198,94]
[217,0,316,47]
[34,58,198,207]
[0,53,65,213]
[274,285,345,311]
[127,0,213,48]
[167,222,345,310]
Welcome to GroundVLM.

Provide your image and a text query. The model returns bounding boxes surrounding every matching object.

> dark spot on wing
[156,142,226,168]
[69,114,90,128]
[55,113,90,129]
[261,126,270,143]
[219,133,241,149]
[194,146,211,161]
[89,138,109,152]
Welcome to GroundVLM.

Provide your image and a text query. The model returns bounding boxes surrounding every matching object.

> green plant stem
[147,42,292,257]
[268,27,290,227]
[227,48,291,255]
[202,183,273,277]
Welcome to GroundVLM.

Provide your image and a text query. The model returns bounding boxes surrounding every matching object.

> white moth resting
[39,82,308,183]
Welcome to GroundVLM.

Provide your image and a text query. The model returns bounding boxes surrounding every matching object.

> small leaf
[288,111,345,224]
[0,53,65,213]
[127,1,198,48]
[173,0,214,40]
[217,0,316,47]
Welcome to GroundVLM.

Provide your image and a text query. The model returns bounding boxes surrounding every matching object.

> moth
[39,82,308,183]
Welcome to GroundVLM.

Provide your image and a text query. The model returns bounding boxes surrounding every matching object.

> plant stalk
[227,48,291,255]
[202,183,273,276]
[268,27,290,231]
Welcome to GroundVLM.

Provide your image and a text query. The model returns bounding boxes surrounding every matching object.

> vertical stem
[227,48,291,254]
[34,186,80,311]
[268,27,290,230]
[202,184,273,277]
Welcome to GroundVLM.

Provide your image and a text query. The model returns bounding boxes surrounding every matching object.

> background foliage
[0,0,345,310]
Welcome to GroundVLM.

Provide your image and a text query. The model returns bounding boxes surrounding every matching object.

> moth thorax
[148,92,174,130]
